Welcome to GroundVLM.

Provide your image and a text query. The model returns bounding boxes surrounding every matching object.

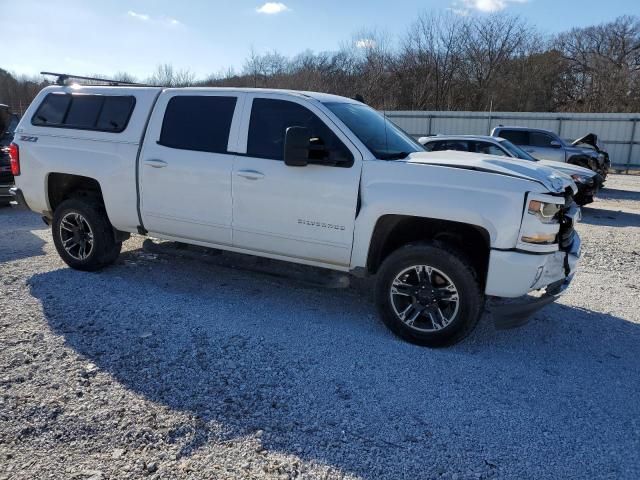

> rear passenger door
[139,91,244,245]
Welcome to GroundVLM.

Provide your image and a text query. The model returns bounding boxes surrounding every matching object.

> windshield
[497,138,537,162]
[323,102,423,160]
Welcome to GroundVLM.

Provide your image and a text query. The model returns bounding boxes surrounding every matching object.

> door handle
[144,159,168,168]
[236,169,265,180]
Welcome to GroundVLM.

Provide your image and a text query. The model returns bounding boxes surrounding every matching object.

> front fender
[350,160,548,269]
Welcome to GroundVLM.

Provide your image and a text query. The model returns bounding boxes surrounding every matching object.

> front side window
[498,130,529,146]
[530,131,558,148]
[32,93,135,132]
[323,102,423,160]
[247,98,352,163]
[159,95,237,153]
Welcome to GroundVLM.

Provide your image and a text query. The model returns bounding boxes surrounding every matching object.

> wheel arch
[46,172,105,214]
[567,153,595,171]
[366,215,491,287]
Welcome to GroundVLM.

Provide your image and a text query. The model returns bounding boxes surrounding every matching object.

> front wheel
[375,243,483,347]
[52,198,122,271]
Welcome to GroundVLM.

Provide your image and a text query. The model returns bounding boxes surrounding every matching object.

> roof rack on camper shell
[40,71,152,87]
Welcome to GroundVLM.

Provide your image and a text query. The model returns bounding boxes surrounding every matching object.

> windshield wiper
[379,151,410,160]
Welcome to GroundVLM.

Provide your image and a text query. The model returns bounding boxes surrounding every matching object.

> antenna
[40,72,152,87]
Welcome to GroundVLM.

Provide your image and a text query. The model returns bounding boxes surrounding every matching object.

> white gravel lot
[1,174,639,480]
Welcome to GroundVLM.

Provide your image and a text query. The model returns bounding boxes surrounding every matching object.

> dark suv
[0,105,18,206]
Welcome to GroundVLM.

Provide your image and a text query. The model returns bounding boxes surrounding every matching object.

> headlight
[518,194,564,252]
[570,173,593,185]
[527,200,561,224]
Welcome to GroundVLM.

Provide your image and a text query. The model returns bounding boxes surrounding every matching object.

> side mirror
[284,126,310,167]
[550,140,562,148]
[418,136,429,145]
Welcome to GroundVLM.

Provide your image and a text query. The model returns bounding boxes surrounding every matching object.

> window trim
[31,92,136,133]
[245,97,354,167]
[156,95,238,154]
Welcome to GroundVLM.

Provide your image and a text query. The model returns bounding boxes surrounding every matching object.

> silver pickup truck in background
[491,126,610,180]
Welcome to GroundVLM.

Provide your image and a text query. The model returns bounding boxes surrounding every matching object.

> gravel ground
[1,174,639,480]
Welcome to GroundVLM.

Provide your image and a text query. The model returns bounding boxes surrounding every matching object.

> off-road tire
[52,198,122,271]
[375,242,483,347]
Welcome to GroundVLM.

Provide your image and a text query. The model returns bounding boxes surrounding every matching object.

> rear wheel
[375,243,483,347]
[52,198,122,271]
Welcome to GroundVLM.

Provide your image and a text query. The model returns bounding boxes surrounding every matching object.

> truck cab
[491,126,608,179]
[10,84,582,347]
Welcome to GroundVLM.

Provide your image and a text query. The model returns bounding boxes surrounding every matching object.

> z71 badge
[20,135,38,142]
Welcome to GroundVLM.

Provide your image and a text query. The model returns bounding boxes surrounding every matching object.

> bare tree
[148,64,195,87]
[399,12,466,110]
[555,15,640,112]
[2,14,640,114]
[458,14,532,110]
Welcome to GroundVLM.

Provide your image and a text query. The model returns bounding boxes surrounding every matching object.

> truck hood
[537,159,595,178]
[571,133,603,152]
[404,151,576,194]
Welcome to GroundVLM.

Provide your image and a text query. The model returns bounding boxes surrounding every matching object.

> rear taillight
[9,143,19,176]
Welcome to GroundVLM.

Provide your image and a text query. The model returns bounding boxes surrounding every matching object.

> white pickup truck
[9,85,581,346]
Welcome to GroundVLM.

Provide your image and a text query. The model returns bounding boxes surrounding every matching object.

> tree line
[1,13,639,115]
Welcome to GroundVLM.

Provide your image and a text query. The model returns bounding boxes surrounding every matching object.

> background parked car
[491,126,609,180]
[0,105,18,207]
[418,134,601,206]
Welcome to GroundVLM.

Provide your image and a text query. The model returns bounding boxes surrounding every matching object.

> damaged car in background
[491,126,610,180]
[419,134,601,206]
[572,133,611,174]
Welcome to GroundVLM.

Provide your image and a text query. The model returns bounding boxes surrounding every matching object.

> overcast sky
[2,0,637,80]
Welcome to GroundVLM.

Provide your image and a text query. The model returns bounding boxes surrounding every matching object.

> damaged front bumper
[486,231,581,329]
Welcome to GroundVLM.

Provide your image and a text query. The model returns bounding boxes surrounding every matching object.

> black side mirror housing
[284,126,310,167]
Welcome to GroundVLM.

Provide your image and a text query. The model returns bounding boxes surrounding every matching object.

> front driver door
[231,95,361,267]
[527,131,566,163]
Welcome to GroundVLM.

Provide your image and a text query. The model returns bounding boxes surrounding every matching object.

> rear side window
[498,130,529,145]
[33,94,70,125]
[247,98,352,164]
[65,95,103,127]
[159,96,237,153]
[32,93,135,132]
